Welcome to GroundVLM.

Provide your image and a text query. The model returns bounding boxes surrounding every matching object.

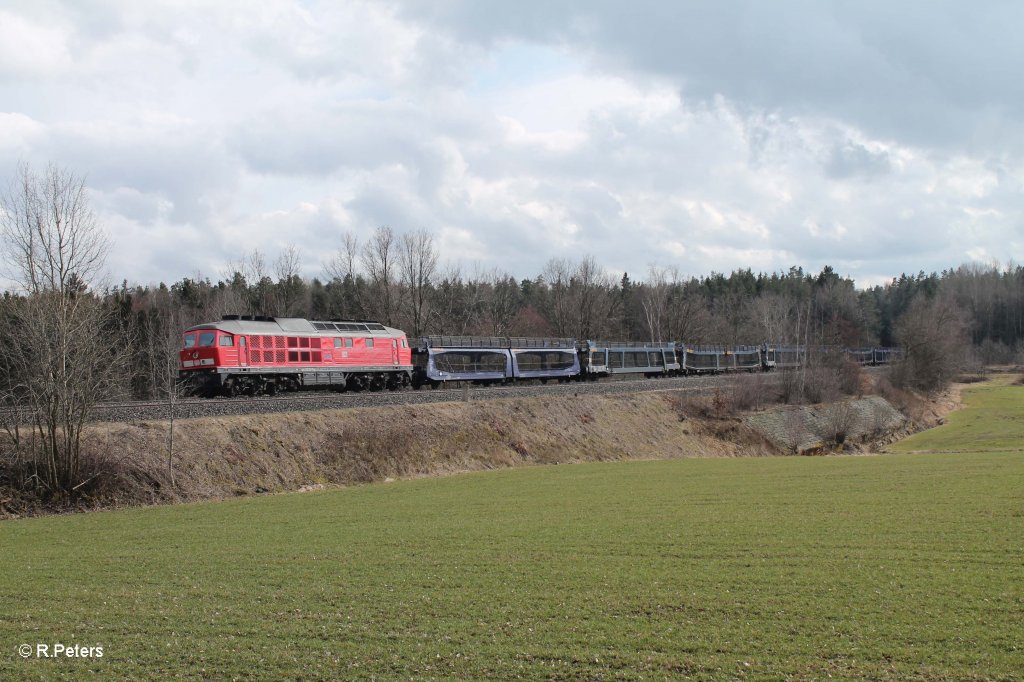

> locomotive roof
[186,317,403,336]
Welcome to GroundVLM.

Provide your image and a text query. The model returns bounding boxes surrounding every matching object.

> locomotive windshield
[198,332,216,347]
[183,333,196,348]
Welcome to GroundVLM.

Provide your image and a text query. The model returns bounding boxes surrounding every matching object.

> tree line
[111,233,1023,395]
[2,163,1020,498]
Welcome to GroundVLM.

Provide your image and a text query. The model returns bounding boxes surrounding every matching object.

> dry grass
[2,392,785,516]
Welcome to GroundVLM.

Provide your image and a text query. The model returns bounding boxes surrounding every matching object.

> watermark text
[18,643,104,659]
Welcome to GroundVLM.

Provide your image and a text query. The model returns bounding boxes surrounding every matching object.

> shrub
[890,293,970,392]
[821,401,857,446]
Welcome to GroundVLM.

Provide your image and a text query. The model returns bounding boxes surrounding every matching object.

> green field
[890,374,1024,454]
[2,385,1023,680]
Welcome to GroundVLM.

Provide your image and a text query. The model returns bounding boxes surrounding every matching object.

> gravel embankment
[6,367,885,425]
[1,373,770,425]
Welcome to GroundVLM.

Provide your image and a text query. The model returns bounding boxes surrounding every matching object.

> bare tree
[326,231,360,281]
[361,226,398,325]
[749,293,794,344]
[430,263,477,334]
[480,268,520,336]
[222,249,270,316]
[275,244,304,316]
[398,229,438,337]
[323,232,365,320]
[0,163,125,498]
[542,257,573,336]
[891,293,969,391]
[570,255,617,341]
[640,266,670,342]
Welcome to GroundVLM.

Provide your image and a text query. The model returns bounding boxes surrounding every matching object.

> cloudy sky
[2,0,1021,289]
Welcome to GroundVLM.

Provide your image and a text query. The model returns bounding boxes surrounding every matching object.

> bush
[821,401,857,446]
[975,339,1022,366]
[890,293,970,392]
[728,373,778,412]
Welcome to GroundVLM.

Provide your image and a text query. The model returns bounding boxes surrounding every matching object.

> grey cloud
[4,0,1023,290]
[36,128,238,224]
[396,0,1024,151]
[824,143,891,179]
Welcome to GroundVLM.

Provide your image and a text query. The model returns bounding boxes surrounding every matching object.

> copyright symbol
[18,644,32,658]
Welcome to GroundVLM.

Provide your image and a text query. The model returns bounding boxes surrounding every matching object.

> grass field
[889,374,1024,454]
[2,383,1023,680]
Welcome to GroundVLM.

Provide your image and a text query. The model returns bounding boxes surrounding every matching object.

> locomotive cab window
[219,335,234,347]
[183,333,196,348]
[366,338,374,348]
[345,338,353,348]
[198,332,216,347]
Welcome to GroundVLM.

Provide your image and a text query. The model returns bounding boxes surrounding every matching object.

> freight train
[178,316,899,397]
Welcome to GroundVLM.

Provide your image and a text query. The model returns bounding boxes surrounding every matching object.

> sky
[1,0,1022,290]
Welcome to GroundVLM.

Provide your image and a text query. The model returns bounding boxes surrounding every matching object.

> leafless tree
[223,249,270,316]
[430,263,477,335]
[749,293,794,343]
[398,229,438,337]
[890,293,969,391]
[640,266,670,342]
[326,231,361,281]
[0,163,126,498]
[570,255,617,341]
[361,226,398,325]
[480,268,519,336]
[542,257,573,336]
[275,243,304,316]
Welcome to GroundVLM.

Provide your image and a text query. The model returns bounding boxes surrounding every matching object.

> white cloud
[1,0,1022,292]
[0,10,74,78]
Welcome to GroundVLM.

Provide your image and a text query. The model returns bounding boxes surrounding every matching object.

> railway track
[0,372,780,426]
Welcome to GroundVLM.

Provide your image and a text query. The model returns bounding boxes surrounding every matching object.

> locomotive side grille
[275,336,285,348]
[312,351,322,362]
[264,351,273,363]
[251,336,262,349]
[276,350,285,363]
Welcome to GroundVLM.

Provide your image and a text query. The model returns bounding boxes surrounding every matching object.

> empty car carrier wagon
[411,336,579,388]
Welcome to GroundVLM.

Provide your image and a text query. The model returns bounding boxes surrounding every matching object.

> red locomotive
[179,316,413,396]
